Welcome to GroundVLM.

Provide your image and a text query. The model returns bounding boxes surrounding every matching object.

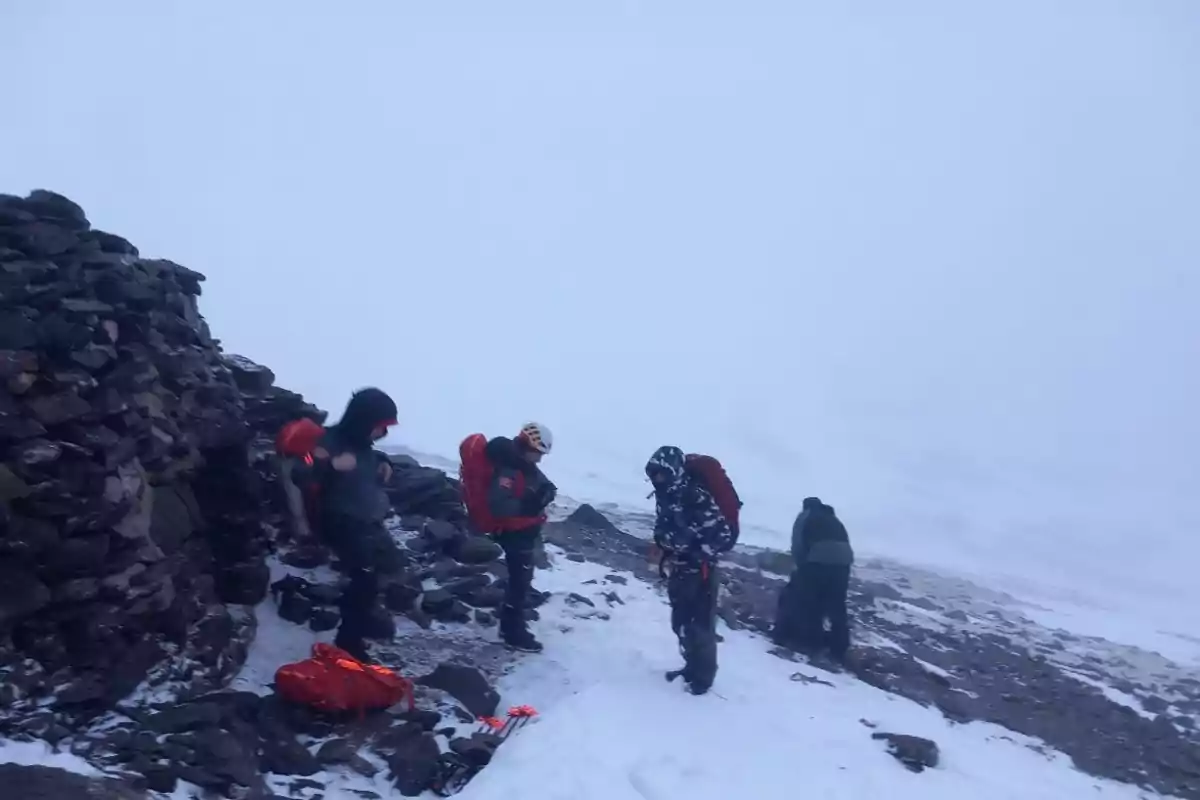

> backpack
[276,418,327,530]
[459,434,546,535]
[275,643,415,714]
[276,417,325,465]
[684,454,742,543]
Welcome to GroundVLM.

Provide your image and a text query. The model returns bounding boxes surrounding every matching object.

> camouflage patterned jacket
[646,446,735,564]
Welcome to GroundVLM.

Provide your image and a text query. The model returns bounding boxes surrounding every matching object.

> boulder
[417,663,500,718]
[455,535,503,565]
[871,732,940,772]
[0,763,143,800]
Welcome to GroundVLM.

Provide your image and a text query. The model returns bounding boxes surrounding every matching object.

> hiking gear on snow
[668,560,720,694]
[791,497,854,566]
[646,446,735,561]
[274,642,414,714]
[458,434,551,534]
[775,562,851,662]
[517,421,553,454]
[431,706,540,796]
[683,454,742,541]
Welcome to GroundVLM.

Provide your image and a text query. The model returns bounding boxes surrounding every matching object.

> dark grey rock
[455,535,503,565]
[383,732,441,797]
[309,608,340,632]
[0,565,51,625]
[0,763,142,799]
[872,732,940,772]
[417,663,500,718]
[421,588,455,615]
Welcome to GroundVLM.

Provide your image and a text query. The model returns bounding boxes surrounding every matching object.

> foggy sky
[3,1,1198,634]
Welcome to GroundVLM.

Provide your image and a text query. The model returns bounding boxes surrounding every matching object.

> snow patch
[0,738,101,776]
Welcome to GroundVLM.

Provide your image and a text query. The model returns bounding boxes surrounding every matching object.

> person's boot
[500,609,544,653]
[334,632,373,664]
[502,627,543,653]
[525,589,551,609]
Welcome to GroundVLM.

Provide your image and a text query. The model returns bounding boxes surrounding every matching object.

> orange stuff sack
[275,643,415,713]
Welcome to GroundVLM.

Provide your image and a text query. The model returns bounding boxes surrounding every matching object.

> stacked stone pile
[0,191,272,720]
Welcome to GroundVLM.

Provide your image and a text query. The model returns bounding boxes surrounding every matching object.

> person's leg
[791,562,825,654]
[498,528,541,651]
[773,569,803,646]
[668,564,718,694]
[824,565,852,662]
[688,563,719,692]
[336,564,378,661]
[324,518,380,661]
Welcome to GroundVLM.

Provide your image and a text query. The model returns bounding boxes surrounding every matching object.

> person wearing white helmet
[483,422,557,652]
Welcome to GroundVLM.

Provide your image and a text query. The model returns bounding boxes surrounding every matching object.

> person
[773,496,854,663]
[302,387,399,662]
[486,422,557,653]
[645,445,735,696]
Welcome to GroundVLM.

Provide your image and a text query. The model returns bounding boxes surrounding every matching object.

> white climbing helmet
[518,421,554,454]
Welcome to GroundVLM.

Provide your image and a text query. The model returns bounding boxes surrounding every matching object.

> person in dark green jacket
[773,496,854,663]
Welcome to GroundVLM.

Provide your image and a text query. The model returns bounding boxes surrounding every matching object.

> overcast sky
[3,1,1198,628]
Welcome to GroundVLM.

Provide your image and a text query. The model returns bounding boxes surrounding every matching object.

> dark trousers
[498,527,539,637]
[322,514,383,658]
[668,561,719,691]
[775,562,851,660]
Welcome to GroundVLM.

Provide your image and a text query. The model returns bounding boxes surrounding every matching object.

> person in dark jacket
[305,387,398,662]
[773,496,854,663]
[646,446,735,695]
[486,422,557,653]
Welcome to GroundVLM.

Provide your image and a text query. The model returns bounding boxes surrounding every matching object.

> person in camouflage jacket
[645,445,735,695]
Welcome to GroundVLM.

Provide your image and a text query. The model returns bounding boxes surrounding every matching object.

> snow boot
[334,634,373,664]
[502,628,544,653]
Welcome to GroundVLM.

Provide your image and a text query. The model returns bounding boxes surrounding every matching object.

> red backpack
[459,433,547,535]
[276,418,325,464]
[275,643,415,714]
[276,418,326,523]
[684,454,742,542]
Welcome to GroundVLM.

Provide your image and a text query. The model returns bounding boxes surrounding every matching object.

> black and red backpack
[459,433,547,535]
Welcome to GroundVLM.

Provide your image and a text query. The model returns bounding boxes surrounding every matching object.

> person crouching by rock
[646,446,736,696]
[773,496,854,664]
[486,422,557,653]
[303,387,399,662]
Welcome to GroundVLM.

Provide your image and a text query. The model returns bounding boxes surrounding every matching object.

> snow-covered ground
[1,491,1189,798]
[466,558,1162,800]
[213,541,1168,800]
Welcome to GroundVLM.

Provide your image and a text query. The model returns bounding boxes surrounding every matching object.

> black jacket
[791,496,854,567]
[485,436,556,527]
[309,388,397,524]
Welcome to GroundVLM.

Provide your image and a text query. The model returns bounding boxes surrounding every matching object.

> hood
[645,445,686,489]
[334,387,397,447]
[802,496,834,514]
[486,435,529,470]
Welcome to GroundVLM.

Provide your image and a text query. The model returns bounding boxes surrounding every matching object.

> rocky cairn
[0,190,280,718]
[0,191,512,798]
